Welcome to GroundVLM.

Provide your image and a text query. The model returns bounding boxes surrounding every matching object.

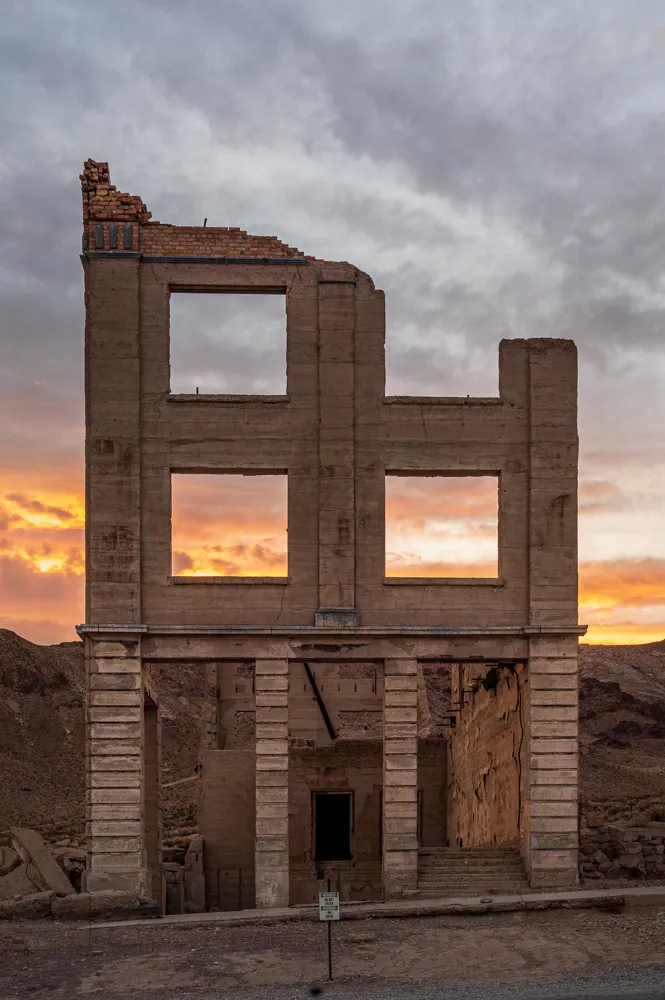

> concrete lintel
[77,623,586,637]
[384,396,502,406]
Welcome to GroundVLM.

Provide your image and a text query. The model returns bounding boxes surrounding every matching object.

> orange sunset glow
[385,475,498,578]
[1,470,664,646]
[171,474,288,577]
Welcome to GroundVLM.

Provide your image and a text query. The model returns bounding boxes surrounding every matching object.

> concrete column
[383,659,419,898]
[317,280,356,615]
[527,339,578,626]
[84,638,149,895]
[200,663,219,752]
[84,257,141,625]
[526,635,579,888]
[254,659,290,908]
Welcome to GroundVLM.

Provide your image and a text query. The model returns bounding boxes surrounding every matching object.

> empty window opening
[384,299,499,398]
[385,474,498,578]
[314,792,352,862]
[169,292,286,394]
[171,473,287,577]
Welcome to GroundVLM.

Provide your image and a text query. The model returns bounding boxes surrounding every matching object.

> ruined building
[77,160,585,909]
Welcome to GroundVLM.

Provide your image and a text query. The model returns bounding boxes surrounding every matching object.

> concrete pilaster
[383,659,418,898]
[84,638,150,895]
[317,281,356,613]
[527,339,578,626]
[84,256,141,624]
[254,659,290,908]
[526,636,579,889]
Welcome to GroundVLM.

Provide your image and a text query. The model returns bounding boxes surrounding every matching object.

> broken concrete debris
[0,892,55,921]
[51,890,159,921]
[0,848,19,879]
[10,828,75,897]
[0,863,49,899]
[0,827,160,920]
[0,825,190,920]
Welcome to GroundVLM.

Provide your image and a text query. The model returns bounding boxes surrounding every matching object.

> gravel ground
[1,905,665,999]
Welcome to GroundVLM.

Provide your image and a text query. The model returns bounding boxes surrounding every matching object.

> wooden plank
[10,827,75,896]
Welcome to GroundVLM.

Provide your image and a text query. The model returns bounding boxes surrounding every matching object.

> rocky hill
[0,629,206,842]
[1,629,664,842]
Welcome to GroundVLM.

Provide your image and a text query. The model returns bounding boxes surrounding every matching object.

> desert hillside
[1,629,664,842]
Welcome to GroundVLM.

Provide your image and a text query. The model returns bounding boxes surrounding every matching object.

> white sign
[318,890,340,921]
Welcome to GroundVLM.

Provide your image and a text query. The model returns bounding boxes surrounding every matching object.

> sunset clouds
[385,476,498,577]
[172,474,288,577]
[2,1,665,645]
[0,485,84,644]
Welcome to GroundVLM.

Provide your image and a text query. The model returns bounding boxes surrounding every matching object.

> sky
[2,0,665,645]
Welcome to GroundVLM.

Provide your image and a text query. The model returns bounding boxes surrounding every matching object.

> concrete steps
[416,847,529,897]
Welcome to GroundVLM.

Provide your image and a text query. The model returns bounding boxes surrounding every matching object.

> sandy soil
[1,907,665,999]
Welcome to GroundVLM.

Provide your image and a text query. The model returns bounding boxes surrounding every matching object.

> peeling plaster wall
[199,749,256,911]
[449,663,527,848]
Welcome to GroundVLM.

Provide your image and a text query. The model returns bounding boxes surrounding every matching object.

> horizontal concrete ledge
[76,624,588,637]
[82,253,309,264]
[383,577,503,587]
[75,885,665,931]
[169,576,290,586]
[168,394,290,404]
[384,396,502,406]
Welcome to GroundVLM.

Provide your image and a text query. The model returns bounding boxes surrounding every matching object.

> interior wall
[199,737,450,909]
[418,738,448,848]
[449,663,527,848]
[143,697,161,902]
[289,740,383,905]
[199,749,255,910]
[288,661,384,742]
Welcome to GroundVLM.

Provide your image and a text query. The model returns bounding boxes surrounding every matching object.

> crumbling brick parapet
[80,159,311,259]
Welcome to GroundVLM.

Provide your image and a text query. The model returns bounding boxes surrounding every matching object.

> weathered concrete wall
[81,159,578,632]
[449,663,526,848]
[80,160,581,900]
[200,735,447,909]
[418,738,448,848]
[199,749,255,911]
[216,661,384,750]
[289,740,383,904]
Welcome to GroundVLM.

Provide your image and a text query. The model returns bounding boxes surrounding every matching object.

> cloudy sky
[2,0,665,645]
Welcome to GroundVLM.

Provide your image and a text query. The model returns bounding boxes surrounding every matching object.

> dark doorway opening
[314,792,352,862]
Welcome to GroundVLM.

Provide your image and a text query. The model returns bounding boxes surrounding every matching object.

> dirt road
[1,906,665,999]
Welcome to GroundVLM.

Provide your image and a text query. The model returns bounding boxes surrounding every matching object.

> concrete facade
[77,160,585,905]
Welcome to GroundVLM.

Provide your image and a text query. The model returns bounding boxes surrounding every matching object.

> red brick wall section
[80,159,310,259]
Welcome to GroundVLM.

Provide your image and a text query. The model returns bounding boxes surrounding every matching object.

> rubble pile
[0,827,158,921]
[579,824,665,880]
[0,826,204,921]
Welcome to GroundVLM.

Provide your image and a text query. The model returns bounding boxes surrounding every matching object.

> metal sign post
[318,886,340,981]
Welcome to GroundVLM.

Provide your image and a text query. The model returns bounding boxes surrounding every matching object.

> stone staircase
[414,847,530,897]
